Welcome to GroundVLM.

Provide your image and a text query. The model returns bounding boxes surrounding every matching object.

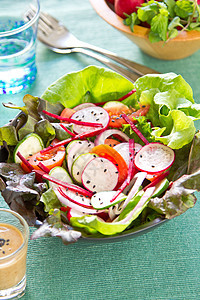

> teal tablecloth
[1,0,200,299]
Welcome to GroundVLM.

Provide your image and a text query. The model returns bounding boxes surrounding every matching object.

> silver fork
[25,9,160,81]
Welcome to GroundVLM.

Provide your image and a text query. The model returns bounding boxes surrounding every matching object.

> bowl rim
[89,0,200,42]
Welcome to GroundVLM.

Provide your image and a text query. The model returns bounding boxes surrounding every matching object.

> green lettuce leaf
[40,188,62,212]
[41,66,136,108]
[134,73,200,149]
[0,166,47,225]
[70,190,150,236]
[31,209,81,245]
[148,171,198,218]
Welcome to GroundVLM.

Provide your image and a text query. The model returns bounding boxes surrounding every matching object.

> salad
[112,0,200,43]
[1,65,200,244]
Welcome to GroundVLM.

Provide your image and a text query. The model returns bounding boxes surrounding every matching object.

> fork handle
[70,48,140,82]
[76,41,160,76]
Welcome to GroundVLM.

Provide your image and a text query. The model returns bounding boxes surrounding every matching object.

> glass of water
[0,0,40,95]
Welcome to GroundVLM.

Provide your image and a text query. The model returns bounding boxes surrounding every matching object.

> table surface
[1,0,200,299]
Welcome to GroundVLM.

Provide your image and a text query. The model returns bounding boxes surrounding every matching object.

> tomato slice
[104,138,121,147]
[90,144,128,187]
[60,108,75,123]
[21,145,66,173]
[105,105,150,128]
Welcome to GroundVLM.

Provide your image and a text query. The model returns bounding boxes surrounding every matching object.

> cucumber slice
[48,166,72,189]
[66,140,79,155]
[152,178,169,198]
[14,133,44,164]
[71,153,98,184]
[67,140,94,174]
[102,101,129,110]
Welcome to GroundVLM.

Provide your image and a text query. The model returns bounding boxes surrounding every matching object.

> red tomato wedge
[90,144,128,187]
[60,108,75,123]
[105,105,150,128]
[104,138,121,147]
[21,145,66,173]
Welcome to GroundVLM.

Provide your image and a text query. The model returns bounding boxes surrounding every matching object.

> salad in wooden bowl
[1,66,200,244]
[90,0,200,60]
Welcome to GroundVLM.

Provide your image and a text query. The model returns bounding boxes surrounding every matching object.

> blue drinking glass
[0,0,40,94]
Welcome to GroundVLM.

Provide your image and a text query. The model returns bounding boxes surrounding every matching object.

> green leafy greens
[124,0,200,42]
[1,66,200,242]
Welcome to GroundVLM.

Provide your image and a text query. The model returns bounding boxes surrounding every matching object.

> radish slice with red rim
[114,187,155,224]
[110,139,135,203]
[122,172,147,209]
[94,129,129,146]
[134,142,175,174]
[73,103,96,111]
[82,157,119,193]
[67,140,94,174]
[56,187,100,214]
[67,208,86,221]
[71,106,109,134]
[114,142,142,167]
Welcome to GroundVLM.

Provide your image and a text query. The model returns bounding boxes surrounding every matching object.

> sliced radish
[57,187,93,209]
[55,188,98,214]
[122,172,147,210]
[67,140,94,174]
[134,143,143,156]
[114,187,155,224]
[71,153,98,184]
[113,142,129,167]
[67,208,86,221]
[91,191,126,210]
[94,129,129,146]
[42,110,102,128]
[110,139,135,203]
[114,142,142,167]
[82,157,119,193]
[134,143,175,174]
[71,106,109,134]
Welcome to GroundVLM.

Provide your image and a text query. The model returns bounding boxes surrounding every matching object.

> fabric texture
[0,0,200,299]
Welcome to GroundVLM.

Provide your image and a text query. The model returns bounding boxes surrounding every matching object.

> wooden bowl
[89,0,200,60]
